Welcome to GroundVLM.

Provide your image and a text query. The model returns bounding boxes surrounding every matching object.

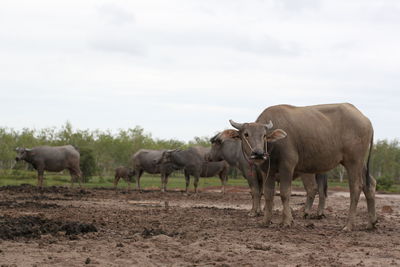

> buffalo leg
[113,175,120,191]
[245,177,256,216]
[69,168,82,188]
[161,173,169,192]
[126,177,131,192]
[362,170,377,229]
[246,173,261,217]
[301,174,318,218]
[164,173,170,192]
[316,173,327,217]
[262,174,275,225]
[37,170,44,188]
[136,170,144,192]
[279,167,294,227]
[78,173,82,188]
[343,163,362,231]
[219,173,227,194]
[160,174,165,192]
[193,175,200,195]
[121,177,131,192]
[184,170,190,194]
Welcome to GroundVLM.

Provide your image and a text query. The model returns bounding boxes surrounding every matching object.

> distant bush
[376,176,394,191]
[79,147,96,183]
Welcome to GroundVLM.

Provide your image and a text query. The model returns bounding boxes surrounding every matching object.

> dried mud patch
[0,215,97,240]
[0,185,400,266]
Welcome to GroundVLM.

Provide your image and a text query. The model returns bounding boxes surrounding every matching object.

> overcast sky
[1,0,399,141]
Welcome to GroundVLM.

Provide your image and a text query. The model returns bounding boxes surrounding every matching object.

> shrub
[79,147,96,183]
[376,176,394,191]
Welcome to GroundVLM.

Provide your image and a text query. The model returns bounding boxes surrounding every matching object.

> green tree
[79,147,97,183]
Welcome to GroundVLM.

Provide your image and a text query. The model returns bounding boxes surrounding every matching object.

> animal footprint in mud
[381,205,393,214]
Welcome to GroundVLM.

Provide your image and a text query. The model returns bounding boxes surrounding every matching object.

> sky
[1,0,399,141]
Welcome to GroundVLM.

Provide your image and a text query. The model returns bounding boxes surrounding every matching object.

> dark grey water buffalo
[229,103,376,230]
[114,166,135,190]
[208,130,327,217]
[132,149,179,192]
[160,146,229,194]
[15,145,82,187]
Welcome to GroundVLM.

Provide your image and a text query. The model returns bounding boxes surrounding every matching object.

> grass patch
[1,170,399,193]
[0,170,249,190]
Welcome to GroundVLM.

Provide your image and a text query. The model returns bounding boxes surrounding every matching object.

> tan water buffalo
[113,166,135,191]
[208,130,327,218]
[229,103,376,231]
[15,145,82,188]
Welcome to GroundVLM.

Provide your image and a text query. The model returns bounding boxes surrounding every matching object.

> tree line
[0,122,399,184]
[0,122,210,179]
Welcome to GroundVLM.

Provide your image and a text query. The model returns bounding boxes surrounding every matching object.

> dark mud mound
[0,184,91,196]
[0,215,97,240]
[61,222,98,235]
[141,227,179,238]
[0,201,60,209]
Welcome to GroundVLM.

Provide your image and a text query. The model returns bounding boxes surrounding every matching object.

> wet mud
[0,184,399,266]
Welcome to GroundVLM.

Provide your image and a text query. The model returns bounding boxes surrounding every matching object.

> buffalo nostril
[250,150,266,160]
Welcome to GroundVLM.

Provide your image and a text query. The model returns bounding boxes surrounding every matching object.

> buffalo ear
[210,133,220,143]
[230,130,240,139]
[267,129,287,142]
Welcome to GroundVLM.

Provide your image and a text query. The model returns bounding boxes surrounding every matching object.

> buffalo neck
[222,139,256,173]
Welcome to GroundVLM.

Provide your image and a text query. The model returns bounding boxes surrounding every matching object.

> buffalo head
[15,147,32,161]
[155,149,178,165]
[207,130,240,162]
[229,119,287,162]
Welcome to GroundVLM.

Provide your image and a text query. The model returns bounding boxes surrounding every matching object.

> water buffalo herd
[14,103,376,230]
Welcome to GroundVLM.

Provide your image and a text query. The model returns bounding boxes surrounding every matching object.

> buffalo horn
[265,120,273,129]
[229,120,243,130]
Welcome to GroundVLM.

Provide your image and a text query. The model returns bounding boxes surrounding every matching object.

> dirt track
[0,184,399,267]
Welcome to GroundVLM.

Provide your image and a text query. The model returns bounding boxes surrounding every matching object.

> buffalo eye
[244,132,249,138]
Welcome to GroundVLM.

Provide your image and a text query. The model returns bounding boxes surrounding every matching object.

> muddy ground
[0,184,399,267]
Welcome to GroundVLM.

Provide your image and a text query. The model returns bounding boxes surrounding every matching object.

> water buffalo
[160,146,229,194]
[114,166,136,190]
[208,130,327,217]
[132,149,179,192]
[229,103,376,230]
[15,145,82,187]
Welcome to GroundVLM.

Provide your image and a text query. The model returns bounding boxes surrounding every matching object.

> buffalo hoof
[280,223,293,228]
[303,213,310,219]
[342,223,354,232]
[261,218,272,227]
[367,220,378,230]
[280,220,294,228]
[259,221,272,228]
[248,211,260,217]
[316,214,326,220]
